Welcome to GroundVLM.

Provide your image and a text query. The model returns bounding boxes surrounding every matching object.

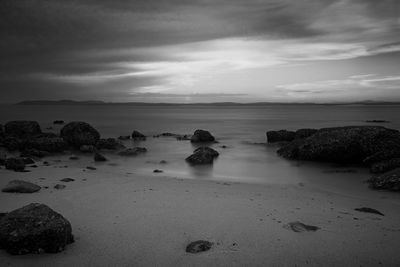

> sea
[1,104,400,197]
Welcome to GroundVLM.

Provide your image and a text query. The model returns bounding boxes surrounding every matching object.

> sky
[0,0,399,103]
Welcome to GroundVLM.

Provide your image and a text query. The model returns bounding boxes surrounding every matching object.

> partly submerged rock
[94,152,107,162]
[26,137,67,153]
[370,158,400,174]
[118,147,147,156]
[79,145,96,153]
[4,121,42,138]
[60,178,75,182]
[5,158,25,172]
[2,180,41,193]
[278,126,400,164]
[0,203,74,255]
[20,148,50,158]
[186,240,213,253]
[267,130,295,143]
[190,130,215,143]
[60,121,100,148]
[284,221,320,232]
[131,130,146,140]
[53,120,65,124]
[186,147,219,165]
[153,169,163,173]
[368,168,400,191]
[96,138,125,150]
[355,207,384,216]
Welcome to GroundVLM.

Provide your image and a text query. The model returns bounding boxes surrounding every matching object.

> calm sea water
[1,104,400,196]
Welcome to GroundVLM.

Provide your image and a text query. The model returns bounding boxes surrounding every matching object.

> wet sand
[1,156,400,266]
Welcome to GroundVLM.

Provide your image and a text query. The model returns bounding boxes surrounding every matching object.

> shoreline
[1,159,400,266]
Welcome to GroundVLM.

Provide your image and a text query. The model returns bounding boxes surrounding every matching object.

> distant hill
[16,100,400,106]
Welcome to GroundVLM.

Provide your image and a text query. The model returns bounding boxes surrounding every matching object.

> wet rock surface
[4,121,42,138]
[186,240,213,253]
[355,207,384,216]
[2,180,41,193]
[60,121,100,148]
[284,221,320,232]
[0,203,74,255]
[5,158,26,172]
[186,147,219,165]
[368,168,400,191]
[190,130,215,143]
[370,158,400,174]
[131,130,146,140]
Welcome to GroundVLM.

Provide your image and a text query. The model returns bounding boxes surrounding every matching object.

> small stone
[153,169,163,173]
[86,166,96,170]
[54,184,66,190]
[186,240,213,253]
[284,221,320,232]
[60,178,75,182]
[2,180,41,193]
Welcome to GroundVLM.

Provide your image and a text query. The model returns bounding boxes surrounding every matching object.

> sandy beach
[1,154,400,267]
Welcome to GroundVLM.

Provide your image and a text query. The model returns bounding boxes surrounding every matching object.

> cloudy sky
[1,0,399,103]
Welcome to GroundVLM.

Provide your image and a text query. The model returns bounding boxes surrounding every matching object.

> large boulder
[118,147,147,156]
[266,128,317,143]
[60,122,100,148]
[186,147,219,165]
[190,130,215,143]
[368,168,400,191]
[2,180,41,193]
[0,203,74,254]
[131,130,146,140]
[4,121,42,138]
[267,130,295,143]
[370,158,400,174]
[5,158,25,172]
[277,126,400,164]
[26,137,67,152]
[96,138,125,150]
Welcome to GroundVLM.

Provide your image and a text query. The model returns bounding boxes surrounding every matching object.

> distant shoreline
[14,100,400,106]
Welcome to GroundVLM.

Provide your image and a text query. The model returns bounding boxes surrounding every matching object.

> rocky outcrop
[368,168,400,191]
[190,130,215,143]
[5,158,25,172]
[277,126,400,164]
[131,130,146,140]
[60,122,100,148]
[267,128,317,143]
[2,180,41,193]
[79,145,96,153]
[96,138,125,150]
[0,203,74,254]
[4,121,42,138]
[118,147,147,156]
[370,158,400,174]
[186,147,219,165]
[267,130,295,143]
[20,148,50,158]
[26,137,67,152]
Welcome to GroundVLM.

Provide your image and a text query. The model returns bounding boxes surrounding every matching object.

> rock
[118,135,130,140]
[153,169,163,173]
[186,147,219,165]
[0,203,74,254]
[160,160,167,164]
[96,138,125,150]
[284,221,320,232]
[190,130,215,143]
[266,130,295,143]
[69,155,79,160]
[5,158,25,172]
[54,184,66,190]
[86,166,96,170]
[366,120,390,123]
[2,180,41,193]
[0,153,6,165]
[20,148,49,158]
[80,145,96,153]
[294,128,318,139]
[21,157,35,165]
[277,126,400,164]
[368,168,400,191]
[131,130,146,140]
[118,147,147,156]
[60,178,74,182]
[60,121,100,148]
[355,207,384,216]
[94,152,107,162]
[4,121,42,138]
[370,158,400,174]
[26,137,67,152]
[2,137,24,151]
[53,120,64,124]
[186,240,213,253]
[176,135,191,141]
